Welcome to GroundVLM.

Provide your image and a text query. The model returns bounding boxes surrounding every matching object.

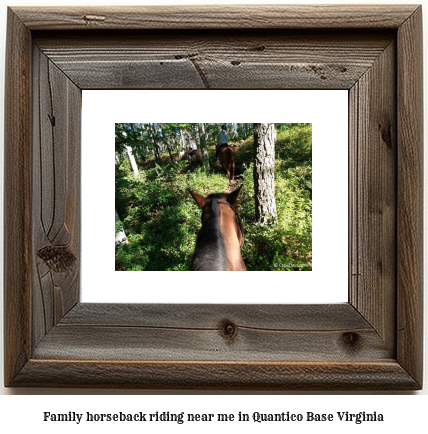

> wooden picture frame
[4,5,423,390]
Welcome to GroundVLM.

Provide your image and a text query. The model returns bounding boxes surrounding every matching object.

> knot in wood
[341,332,361,350]
[378,122,393,149]
[219,320,238,340]
[37,245,76,272]
[83,15,106,23]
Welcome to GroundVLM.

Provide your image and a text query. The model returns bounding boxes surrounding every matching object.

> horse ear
[188,189,208,208]
[227,184,243,204]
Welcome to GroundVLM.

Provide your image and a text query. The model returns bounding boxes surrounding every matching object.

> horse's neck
[191,200,246,271]
[191,213,227,271]
[218,207,246,271]
[192,239,227,271]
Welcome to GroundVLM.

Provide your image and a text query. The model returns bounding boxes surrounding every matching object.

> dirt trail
[226,180,238,193]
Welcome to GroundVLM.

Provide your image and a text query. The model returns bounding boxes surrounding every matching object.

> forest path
[226,180,238,192]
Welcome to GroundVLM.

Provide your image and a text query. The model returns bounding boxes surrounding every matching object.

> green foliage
[276,123,312,169]
[116,123,312,271]
[116,161,229,271]
[237,162,312,271]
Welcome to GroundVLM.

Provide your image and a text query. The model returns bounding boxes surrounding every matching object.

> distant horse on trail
[218,146,235,183]
[189,185,246,271]
[181,149,202,166]
[189,149,203,166]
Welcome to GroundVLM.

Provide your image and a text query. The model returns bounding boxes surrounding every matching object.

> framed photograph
[84,90,348,304]
[4,5,423,389]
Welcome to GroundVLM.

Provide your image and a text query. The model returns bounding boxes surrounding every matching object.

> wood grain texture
[396,6,424,387]
[12,5,419,30]
[3,5,423,390]
[34,31,393,90]
[32,304,391,362]
[12,361,419,390]
[3,8,32,388]
[60,303,370,329]
[349,40,396,351]
[31,46,81,348]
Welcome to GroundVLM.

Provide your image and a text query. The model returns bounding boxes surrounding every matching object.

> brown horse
[190,149,203,166]
[189,185,246,271]
[182,149,202,165]
[218,146,235,183]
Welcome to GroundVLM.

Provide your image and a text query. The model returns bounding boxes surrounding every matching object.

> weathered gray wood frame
[4,5,423,389]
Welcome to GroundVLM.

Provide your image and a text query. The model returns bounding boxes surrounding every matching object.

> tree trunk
[134,124,146,162]
[167,138,175,161]
[115,209,128,245]
[173,130,180,151]
[245,123,252,139]
[198,123,210,168]
[253,123,277,224]
[124,124,140,176]
[160,125,174,162]
[231,123,237,139]
[148,123,161,164]
[126,146,139,177]
[180,129,186,150]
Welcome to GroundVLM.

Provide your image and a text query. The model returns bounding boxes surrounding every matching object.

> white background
[0,0,427,429]
[82,90,348,303]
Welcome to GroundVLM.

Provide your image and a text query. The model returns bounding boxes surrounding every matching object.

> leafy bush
[238,160,312,271]
[116,162,229,271]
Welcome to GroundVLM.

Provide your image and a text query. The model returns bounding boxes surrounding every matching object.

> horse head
[189,185,245,271]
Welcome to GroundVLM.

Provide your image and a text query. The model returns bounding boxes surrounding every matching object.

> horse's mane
[191,196,227,271]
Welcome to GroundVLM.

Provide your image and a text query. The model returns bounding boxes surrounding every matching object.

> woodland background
[115,123,312,271]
